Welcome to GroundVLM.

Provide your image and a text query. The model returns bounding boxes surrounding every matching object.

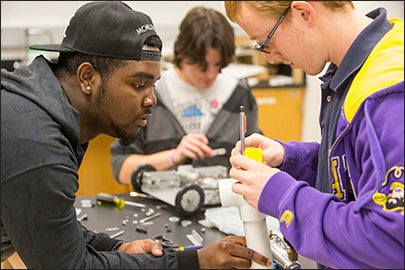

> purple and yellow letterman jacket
[257,9,404,269]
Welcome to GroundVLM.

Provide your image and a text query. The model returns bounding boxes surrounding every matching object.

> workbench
[74,193,227,249]
[3,193,314,269]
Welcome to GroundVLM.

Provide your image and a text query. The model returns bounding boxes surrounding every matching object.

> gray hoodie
[1,56,196,269]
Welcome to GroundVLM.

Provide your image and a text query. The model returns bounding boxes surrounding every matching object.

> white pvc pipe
[219,178,273,269]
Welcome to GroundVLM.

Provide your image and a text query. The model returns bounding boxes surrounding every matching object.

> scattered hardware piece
[145,208,155,216]
[142,221,154,226]
[139,212,161,223]
[180,220,192,227]
[186,229,203,246]
[136,226,148,234]
[191,229,203,243]
[110,230,125,238]
[80,199,93,208]
[129,191,155,199]
[122,219,130,226]
[105,227,120,232]
[77,213,88,222]
[168,216,180,223]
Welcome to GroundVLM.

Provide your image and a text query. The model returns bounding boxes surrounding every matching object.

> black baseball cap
[30,1,162,61]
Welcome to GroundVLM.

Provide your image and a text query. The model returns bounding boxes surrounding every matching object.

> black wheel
[131,164,156,192]
[175,184,205,216]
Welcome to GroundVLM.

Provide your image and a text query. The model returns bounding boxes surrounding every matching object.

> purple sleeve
[278,141,319,187]
[258,87,404,269]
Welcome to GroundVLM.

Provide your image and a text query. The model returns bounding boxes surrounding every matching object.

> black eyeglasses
[255,4,291,54]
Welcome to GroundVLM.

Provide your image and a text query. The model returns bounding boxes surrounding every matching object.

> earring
[86,86,91,91]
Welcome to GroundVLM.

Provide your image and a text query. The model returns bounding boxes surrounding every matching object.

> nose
[143,88,157,108]
[205,65,219,80]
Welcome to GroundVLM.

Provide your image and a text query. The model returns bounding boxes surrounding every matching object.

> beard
[118,135,136,147]
[94,81,143,146]
[117,108,152,146]
[386,197,404,210]
[114,125,140,146]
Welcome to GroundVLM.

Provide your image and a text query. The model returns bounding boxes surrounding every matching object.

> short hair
[224,1,354,22]
[173,6,235,71]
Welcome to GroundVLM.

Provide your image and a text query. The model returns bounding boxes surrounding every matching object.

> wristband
[168,148,178,166]
[111,240,125,252]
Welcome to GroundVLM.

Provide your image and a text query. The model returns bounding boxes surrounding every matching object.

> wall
[2,1,403,142]
[1,1,236,61]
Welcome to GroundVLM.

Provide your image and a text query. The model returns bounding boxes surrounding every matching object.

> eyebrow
[130,72,157,81]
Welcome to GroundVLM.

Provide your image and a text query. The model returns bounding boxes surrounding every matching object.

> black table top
[74,193,227,249]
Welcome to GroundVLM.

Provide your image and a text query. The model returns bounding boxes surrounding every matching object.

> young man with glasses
[224,1,403,269]
[1,2,271,268]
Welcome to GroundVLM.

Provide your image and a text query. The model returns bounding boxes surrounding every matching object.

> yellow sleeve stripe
[344,18,404,122]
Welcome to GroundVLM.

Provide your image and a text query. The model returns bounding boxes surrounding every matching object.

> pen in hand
[177,245,205,251]
[240,105,246,155]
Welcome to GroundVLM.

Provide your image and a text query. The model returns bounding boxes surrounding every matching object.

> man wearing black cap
[1,1,271,269]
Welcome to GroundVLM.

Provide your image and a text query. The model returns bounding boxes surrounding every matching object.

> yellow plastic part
[244,147,263,163]
[113,198,125,208]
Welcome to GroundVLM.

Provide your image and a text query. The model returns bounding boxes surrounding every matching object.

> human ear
[290,1,316,26]
[77,62,95,96]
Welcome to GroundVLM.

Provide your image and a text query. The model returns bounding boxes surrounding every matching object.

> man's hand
[229,153,279,208]
[231,133,285,168]
[118,239,163,257]
[197,235,271,269]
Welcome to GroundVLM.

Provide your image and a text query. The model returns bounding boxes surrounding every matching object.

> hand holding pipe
[218,147,273,269]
